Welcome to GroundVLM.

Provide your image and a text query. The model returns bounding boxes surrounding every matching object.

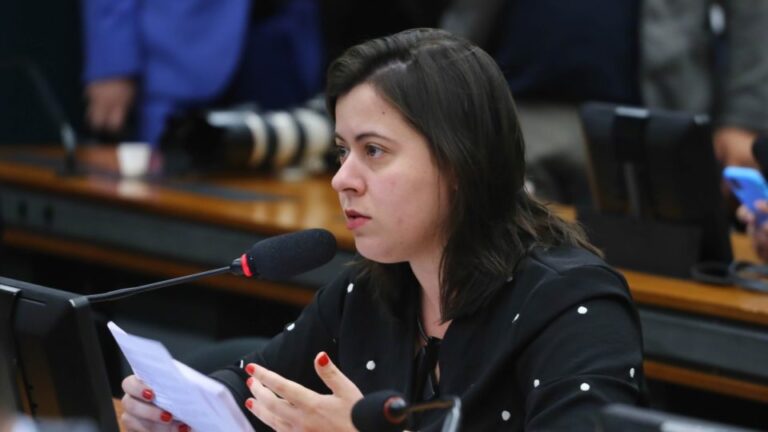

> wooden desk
[3,146,768,404]
[113,399,126,432]
[0,146,355,305]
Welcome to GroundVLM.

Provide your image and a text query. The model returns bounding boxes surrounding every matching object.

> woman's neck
[410,253,450,339]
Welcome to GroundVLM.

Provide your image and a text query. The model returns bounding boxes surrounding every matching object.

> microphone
[751,135,768,181]
[351,390,461,432]
[1,59,79,175]
[86,228,336,303]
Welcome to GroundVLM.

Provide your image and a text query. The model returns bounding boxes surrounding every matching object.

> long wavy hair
[326,28,600,321]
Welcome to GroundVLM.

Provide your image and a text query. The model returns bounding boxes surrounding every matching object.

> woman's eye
[335,145,349,162]
[365,144,383,158]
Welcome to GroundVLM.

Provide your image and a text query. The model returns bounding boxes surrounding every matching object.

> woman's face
[331,83,451,264]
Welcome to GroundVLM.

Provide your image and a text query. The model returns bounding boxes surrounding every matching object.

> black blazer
[213,246,646,431]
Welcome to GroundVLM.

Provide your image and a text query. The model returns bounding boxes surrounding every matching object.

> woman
[120,28,645,431]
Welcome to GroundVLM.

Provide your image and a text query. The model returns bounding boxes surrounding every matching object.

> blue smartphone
[723,166,768,225]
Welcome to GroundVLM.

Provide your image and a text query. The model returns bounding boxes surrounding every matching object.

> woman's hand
[120,375,190,432]
[244,352,363,431]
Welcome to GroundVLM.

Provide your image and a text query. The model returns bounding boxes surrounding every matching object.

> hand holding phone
[723,166,768,226]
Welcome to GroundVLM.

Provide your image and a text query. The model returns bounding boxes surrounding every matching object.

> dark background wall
[0,0,85,144]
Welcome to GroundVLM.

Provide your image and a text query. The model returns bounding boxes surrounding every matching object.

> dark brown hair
[326,28,599,321]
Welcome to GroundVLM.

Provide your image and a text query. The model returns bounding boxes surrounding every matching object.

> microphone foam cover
[245,229,336,279]
[352,390,407,432]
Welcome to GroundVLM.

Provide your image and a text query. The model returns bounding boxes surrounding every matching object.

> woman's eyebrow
[335,131,394,143]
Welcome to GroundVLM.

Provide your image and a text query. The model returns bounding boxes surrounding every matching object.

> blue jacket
[83,0,324,144]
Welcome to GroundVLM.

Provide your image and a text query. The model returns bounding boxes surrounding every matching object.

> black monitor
[578,102,733,278]
[598,404,759,432]
[0,276,118,431]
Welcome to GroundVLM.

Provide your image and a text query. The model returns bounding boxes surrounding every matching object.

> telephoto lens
[159,96,334,175]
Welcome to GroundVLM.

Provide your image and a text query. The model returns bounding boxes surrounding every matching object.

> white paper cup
[117,142,151,178]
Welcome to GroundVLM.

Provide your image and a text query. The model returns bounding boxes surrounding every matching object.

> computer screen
[0,276,118,431]
[578,102,733,278]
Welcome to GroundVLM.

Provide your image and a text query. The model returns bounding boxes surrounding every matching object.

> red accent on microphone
[383,397,408,425]
[240,254,252,277]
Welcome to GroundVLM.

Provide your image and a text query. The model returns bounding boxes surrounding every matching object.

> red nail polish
[245,363,256,375]
[245,398,254,409]
[318,353,330,367]
[161,411,172,423]
[141,389,154,401]
[178,425,190,432]
[246,377,255,388]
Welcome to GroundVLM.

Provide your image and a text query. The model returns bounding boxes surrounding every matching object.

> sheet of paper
[108,321,254,432]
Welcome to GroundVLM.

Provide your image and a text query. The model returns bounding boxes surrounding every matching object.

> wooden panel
[551,204,768,326]
[644,360,768,403]
[113,399,125,432]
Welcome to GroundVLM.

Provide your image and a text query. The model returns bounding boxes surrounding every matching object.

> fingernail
[245,398,254,409]
[160,411,172,423]
[245,363,256,375]
[178,425,190,432]
[246,377,255,388]
[318,352,329,367]
[141,389,154,401]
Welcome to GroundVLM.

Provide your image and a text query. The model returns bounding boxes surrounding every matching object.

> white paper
[108,321,254,432]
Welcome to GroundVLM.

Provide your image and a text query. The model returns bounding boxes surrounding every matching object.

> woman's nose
[331,156,364,194]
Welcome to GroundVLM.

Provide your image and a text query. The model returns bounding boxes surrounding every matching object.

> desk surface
[3,146,768,403]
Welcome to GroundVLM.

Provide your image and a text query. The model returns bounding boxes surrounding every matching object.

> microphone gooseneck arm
[1,59,79,175]
[84,229,337,304]
[86,266,230,303]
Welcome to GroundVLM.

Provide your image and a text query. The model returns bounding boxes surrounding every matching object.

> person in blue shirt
[82,0,324,146]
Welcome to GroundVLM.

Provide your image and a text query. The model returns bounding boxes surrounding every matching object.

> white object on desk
[116,142,151,178]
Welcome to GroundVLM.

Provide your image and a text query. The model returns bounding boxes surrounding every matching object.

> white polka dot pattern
[347,283,354,293]
[577,306,588,314]
[286,322,295,331]
[501,410,511,421]
[580,383,590,391]
[533,379,540,388]
[630,367,635,378]
[366,360,376,370]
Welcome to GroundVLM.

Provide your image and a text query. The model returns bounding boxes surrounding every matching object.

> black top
[212,246,646,431]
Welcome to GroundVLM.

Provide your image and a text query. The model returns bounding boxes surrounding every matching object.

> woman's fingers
[246,363,312,408]
[313,352,362,400]
[121,393,173,424]
[245,378,296,431]
[121,377,168,423]
[120,375,189,431]
[122,375,154,401]
[121,412,184,432]
[242,361,361,431]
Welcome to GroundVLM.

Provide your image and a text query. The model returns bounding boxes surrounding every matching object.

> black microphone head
[243,229,336,279]
[352,390,408,432]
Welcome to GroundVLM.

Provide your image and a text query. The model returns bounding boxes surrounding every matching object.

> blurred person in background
[82,0,324,146]
[442,0,768,204]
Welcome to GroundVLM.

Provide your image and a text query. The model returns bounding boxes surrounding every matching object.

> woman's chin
[354,241,401,264]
